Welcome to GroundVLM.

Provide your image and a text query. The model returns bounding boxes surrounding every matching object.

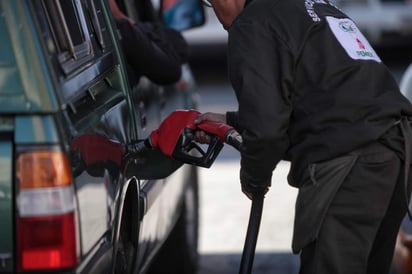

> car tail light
[16,148,78,271]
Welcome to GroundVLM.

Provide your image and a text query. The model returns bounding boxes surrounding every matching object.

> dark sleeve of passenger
[141,22,190,65]
[116,19,182,85]
[228,19,293,189]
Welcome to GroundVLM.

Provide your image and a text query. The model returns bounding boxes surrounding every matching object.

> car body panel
[0,1,57,113]
[15,116,60,143]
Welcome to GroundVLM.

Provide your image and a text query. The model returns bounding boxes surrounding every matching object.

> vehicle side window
[41,0,93,75]
[31,0,120,100]
[30,0,127,133]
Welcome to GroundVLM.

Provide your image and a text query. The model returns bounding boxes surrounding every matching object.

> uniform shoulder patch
[326,16,381,63]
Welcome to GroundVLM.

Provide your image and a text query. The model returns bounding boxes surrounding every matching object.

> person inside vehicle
[194,0,412,273]
[108,0,189,87]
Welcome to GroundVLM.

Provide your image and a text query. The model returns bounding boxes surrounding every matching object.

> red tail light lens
[16,148,78,271]
[17,213,77,271]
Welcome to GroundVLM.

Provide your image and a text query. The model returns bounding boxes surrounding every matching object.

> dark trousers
[299,143,409,274]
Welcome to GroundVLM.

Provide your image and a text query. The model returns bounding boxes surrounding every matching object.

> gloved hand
[241,180,271,200]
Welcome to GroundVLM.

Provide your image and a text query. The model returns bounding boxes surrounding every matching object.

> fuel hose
[224,129,264,274]
[239,191,265,274]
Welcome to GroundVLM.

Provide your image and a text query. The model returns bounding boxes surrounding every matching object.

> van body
[0,0,204,273]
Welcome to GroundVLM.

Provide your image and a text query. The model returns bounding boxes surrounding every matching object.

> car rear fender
[111,176,140,269]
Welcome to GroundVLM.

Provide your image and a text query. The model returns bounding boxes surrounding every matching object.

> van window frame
[41,0,94,75]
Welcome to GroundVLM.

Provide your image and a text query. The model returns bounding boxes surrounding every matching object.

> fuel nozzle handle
[196,121,242,151]
[224,129,242,151]
[133,110,242,169]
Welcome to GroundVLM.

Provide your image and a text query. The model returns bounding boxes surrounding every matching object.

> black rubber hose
[239,192,265,274]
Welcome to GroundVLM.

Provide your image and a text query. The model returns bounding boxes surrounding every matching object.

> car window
[29,0,127,134]
[32,0,121,99]
[41,0,94,75]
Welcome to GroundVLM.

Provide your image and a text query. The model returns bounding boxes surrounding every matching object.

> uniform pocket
[292,154,358,253]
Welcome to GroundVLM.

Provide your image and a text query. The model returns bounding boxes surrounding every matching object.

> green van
[0,0,205,273]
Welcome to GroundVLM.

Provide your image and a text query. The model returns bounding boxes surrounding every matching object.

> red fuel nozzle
[139,110,241,168]
[148,110,200,157]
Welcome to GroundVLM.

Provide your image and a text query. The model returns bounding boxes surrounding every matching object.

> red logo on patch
[356,38,365,50]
